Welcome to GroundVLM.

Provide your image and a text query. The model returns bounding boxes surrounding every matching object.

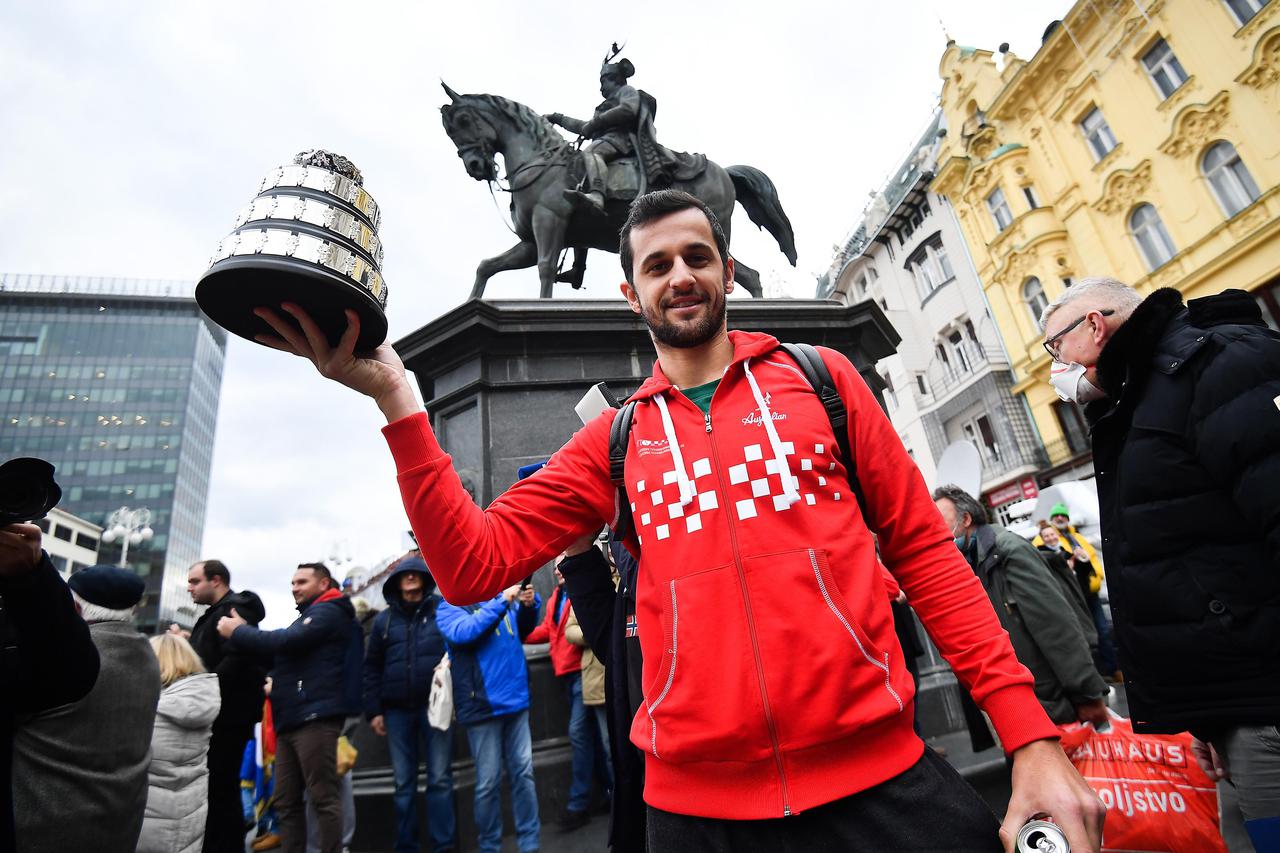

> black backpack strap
[779,343,869,524]
[609,400,640,541]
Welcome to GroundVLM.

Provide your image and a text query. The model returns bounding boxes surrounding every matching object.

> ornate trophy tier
[196,150,389,351]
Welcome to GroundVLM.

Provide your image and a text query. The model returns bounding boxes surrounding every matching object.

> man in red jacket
[252,190,1104,853]
[522,560,597,831]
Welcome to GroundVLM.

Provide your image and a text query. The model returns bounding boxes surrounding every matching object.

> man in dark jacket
[363,555,456,853]
[186,558,267,853]
[0,522,100,853]
[219,562,362,853]
[1040,277,1280,849]
[14,564,162,853]
[934,486,1110,729]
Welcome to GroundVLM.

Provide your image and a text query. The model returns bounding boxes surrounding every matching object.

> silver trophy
[196,150,389,351]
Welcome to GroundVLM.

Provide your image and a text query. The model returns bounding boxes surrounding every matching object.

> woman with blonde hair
[137,632,222,853]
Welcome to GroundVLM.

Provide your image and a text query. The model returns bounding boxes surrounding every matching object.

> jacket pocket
[743,548,905,750]
[630,563,774,764]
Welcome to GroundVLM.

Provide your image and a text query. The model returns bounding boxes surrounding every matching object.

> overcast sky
[2,1,1066,626]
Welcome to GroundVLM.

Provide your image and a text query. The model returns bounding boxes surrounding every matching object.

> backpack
[608,342,869,543]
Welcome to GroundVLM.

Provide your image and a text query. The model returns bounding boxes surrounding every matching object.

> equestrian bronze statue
[441,52,796,299]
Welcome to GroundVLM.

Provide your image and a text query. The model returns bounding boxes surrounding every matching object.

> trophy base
[196,256,388,352]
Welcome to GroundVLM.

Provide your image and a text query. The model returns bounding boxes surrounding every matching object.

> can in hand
[1017,819,1070,852]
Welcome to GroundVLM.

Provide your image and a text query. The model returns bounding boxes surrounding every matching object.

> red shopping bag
[1059,711,1225,853]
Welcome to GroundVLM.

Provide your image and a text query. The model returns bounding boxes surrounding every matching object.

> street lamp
[100,506,154,569]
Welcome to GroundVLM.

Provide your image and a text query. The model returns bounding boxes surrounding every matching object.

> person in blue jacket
[219,562,362,853]
[437,582,542,853]
[363,555,457,853]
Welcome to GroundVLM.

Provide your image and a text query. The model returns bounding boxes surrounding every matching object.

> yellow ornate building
[930,0,1280,478]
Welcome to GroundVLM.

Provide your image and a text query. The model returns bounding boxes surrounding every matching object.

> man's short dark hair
[932,484,987,527]
[619,190,729,283]
[199,559,231,587]
[296,561,335,589]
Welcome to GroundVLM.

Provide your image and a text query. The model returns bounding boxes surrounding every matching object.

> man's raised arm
[254,305,617,604]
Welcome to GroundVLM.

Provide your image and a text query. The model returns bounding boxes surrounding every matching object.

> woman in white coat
[137,632,222,853]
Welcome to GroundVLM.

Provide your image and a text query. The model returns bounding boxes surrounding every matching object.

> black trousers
[645,748,1001,853]
[203,722,254,853]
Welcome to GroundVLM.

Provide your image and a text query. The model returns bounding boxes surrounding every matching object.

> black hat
[68,565,146,609]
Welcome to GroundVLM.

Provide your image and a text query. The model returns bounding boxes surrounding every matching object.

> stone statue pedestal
[394,297,900,508]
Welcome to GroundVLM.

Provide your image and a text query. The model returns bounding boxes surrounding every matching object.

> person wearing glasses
[1039,277,1280,852]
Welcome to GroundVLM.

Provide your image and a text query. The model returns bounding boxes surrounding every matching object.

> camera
[0,457,63,527]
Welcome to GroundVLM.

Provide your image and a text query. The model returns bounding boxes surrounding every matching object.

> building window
[1223,0,1264,25]
[75,532,99,550]
[1079,107,1118,162]
[1129,204,1177,270]
[907,236,954,301]
[52,525,72,542]
[1053,400,1091,455]
[916,374,929,396]
[881,371,897,409]
[855,273,870,299]
[1023,277,1049,324]
[987,188,1014,232]
[963,415,1003,464]
[1022,185,1041,210]
[1141,38,1189,100]
[1202,141,1261,218]
[949,331,974,374]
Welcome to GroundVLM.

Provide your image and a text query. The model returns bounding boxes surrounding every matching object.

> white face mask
[1050,361,1107,404]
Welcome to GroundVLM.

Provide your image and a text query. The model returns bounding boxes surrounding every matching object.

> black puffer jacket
[1085,287,1280,733]
[189,588,267,731]
[362,559,447,718]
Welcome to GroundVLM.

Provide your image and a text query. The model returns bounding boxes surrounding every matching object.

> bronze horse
[440,84,796,299]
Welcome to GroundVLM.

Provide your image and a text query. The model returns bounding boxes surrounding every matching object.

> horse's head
[440,83,500,182]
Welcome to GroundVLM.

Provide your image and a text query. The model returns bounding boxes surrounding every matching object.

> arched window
[1023,277,1048,324]
[1202,141,1260,218]
[1128,204,1177,271]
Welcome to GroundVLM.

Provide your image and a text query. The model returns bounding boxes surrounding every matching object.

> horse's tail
[726,165,797,266]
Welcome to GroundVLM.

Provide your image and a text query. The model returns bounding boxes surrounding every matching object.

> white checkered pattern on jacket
[630,442,845,543]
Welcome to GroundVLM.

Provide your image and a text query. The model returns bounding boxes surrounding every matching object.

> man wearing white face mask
[1040,277,1280,852]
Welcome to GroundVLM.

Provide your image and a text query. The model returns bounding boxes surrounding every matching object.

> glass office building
[0,274,226,630]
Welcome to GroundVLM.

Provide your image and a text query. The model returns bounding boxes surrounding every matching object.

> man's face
[399,571,425,596]
[621,207,734,350]
[1051,514,1070,531]
[934,498,967,536]
[187,563,219,605]
[1041,527,1061,548]
[600,74,621,98]
[291,568,329,606]
[1043,303,1114,383]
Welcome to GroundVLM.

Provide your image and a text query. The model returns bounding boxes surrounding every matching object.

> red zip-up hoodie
[382,330,1058,819]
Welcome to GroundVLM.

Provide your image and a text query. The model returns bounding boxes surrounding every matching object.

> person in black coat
[558,536,645,853]
[184,558,267,853]
[0,523,100,853]
[219,562,362,853]
[1040,278,1280,848]
[362,555,456,853]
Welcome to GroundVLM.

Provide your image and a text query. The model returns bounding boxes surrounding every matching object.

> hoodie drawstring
[743,359,800,507]
[653,393,696,507]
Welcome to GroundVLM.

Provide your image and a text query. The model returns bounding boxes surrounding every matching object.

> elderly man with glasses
[1039,276,1280,852]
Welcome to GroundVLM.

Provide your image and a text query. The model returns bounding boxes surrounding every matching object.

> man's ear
[724,256,735,294]
[1088,309,1110,345]
[619,280,642,315]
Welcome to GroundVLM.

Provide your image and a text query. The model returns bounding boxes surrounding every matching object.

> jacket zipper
[705,405,793,816]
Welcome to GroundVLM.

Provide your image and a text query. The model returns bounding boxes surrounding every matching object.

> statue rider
[545,54,643,216]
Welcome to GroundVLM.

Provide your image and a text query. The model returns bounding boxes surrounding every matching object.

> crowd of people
[1,189,1276,853]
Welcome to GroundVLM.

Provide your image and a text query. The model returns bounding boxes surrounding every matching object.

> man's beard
[641,277,728,349]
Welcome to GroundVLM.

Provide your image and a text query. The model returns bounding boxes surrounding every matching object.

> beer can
[1017,819,1070,853]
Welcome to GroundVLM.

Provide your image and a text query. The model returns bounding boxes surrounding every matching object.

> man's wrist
[376,384,421,423]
